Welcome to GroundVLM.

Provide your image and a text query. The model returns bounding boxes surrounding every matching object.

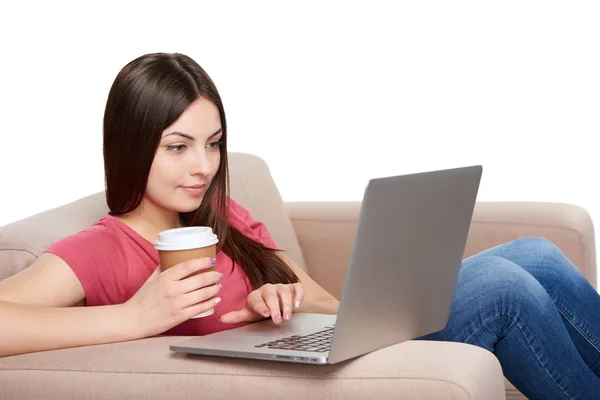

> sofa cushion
[0,337,505,400]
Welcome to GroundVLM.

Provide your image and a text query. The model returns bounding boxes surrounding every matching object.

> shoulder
[45,215,127,264]
[228,197,250,218]
[227,197,258,229]
[227,197,277,248]
[44,215,134,305]
[48,215,122,251]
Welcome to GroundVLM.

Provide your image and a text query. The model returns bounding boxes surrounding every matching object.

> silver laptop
[170,165,482,364]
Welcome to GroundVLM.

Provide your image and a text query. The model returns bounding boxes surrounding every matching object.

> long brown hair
[103,52,299,289]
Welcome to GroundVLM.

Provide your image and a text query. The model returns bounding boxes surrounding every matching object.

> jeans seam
[462,313,502,344]
[553,302,600,355]
[466,312,574,400]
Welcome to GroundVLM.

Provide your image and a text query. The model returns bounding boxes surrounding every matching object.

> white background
[1,1,598,271]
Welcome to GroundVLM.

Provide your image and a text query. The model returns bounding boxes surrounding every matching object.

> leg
[472,237,600,376]
[419,255,600,399]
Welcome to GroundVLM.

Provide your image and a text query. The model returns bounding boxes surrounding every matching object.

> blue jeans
[419,237,600,399]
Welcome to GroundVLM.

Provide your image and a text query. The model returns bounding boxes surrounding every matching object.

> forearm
[0,300,141,357]
[296,298,340,315]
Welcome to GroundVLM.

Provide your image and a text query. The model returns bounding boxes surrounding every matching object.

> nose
[190,149,212,177]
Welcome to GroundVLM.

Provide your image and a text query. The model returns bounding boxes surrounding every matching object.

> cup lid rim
[154,226,219,250]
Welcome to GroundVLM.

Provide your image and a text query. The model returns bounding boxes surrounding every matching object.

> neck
[114,198,182,244]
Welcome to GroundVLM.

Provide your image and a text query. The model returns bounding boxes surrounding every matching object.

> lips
[180,184,207,196]
[181,185,206,189]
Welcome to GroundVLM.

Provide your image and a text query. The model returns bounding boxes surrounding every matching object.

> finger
[178,271,223,294]
[180,283,222,309]
[219,307,262,324]
[293,283,305,308]
[184,296,222,320]
[164,257,216,281]
[276,284,294,321]
[247,292,271,319]
[262,286,282,323]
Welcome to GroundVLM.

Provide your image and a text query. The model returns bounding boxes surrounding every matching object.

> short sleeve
[228,197,278,249]
[45,224,127,306]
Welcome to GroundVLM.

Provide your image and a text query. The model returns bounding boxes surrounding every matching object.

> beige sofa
[0,152,596,400]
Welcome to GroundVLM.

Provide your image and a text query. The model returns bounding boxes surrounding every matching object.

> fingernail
[219,272,224,279]
[209,258,216,264]
[285,313,291,320]
[214,297,221,304]
[274,315,281,323]
[295,301,300,308]
[217,283,222,291]
[263,309,270,315]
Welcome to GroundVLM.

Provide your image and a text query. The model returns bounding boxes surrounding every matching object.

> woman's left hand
[219,283,304,324]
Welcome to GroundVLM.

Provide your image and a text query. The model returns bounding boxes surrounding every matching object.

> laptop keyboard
[254,325,335,352]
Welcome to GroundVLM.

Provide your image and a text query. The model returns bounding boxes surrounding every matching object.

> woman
[0,52,338,353]
[0,53,598,399]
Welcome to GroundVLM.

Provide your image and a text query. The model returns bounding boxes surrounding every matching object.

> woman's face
[146,96,223,214]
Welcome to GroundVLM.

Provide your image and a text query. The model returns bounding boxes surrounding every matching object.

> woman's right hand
[124,257,223,338]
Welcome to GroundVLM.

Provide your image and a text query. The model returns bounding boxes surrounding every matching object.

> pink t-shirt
[46,198,277,336]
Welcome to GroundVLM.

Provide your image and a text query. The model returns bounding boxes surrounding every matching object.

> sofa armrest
[467,202,596,287]
[0,336,505,400]
[286,201,597,299]
[285,202,360,300]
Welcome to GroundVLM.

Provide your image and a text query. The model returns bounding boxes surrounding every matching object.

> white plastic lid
[154,226,219,251]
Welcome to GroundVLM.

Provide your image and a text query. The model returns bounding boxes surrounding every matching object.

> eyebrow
[161,128,223,141]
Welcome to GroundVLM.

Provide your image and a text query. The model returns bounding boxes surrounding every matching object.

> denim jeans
[419,237,600,399]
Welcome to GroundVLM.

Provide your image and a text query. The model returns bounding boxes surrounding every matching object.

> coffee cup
[155,226,219,318]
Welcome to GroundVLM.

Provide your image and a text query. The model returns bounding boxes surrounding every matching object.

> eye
[167,144,187,153]
[206,140,223,149]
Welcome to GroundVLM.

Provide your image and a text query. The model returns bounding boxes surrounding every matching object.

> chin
[174,198,204,213]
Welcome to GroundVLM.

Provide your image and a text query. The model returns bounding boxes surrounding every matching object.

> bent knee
[497,237,569,271]
[460,256,548,303]
[511,237,560,253]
